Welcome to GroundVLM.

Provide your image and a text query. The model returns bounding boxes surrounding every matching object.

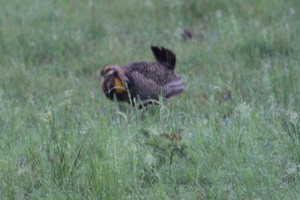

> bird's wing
[129,71,162,101]
[130,71,184,101]
[123,62,176,86]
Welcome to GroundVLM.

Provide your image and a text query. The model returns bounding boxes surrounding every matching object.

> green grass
[1,0,300,199]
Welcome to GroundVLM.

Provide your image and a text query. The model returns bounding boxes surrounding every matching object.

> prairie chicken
[99,46,184,106]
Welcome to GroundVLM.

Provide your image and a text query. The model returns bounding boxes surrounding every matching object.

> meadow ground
[1,0,300,199]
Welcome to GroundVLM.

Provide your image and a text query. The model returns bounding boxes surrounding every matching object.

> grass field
[1,0,300,199]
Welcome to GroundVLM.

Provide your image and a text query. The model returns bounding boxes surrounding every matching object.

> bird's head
[99,65,130,97]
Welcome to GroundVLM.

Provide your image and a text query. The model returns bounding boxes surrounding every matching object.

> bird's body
[100,46,184,105]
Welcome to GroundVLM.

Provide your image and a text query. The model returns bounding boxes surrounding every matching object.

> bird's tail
[151,46,176,70]
[164,77,184,98]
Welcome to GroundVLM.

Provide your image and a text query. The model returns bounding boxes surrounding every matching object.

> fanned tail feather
[151,46,176,70]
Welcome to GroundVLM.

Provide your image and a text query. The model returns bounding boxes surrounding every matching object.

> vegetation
[1,0,300,199]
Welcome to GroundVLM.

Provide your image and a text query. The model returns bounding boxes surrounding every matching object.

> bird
[99,46,184,106]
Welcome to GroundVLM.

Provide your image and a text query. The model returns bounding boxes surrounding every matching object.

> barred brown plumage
[99,46,184,106]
